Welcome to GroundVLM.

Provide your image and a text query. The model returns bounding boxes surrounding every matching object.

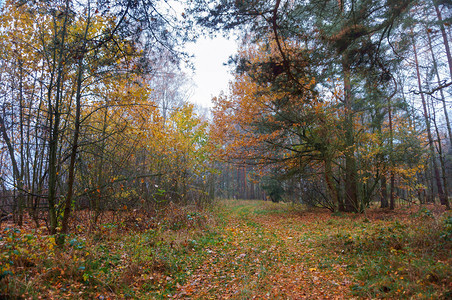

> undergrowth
[1,201,451,299]
[0,203,221,299]
[304,206,452,299]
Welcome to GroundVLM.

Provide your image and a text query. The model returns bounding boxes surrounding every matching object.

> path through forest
[2,200,449,298]
[174,201,353,299]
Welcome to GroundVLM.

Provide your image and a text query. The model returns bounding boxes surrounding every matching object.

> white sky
[185,36,238,108]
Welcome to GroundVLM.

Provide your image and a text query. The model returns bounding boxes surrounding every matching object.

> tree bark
[429,84,450,210]
[343,56,358,212]
[325,158,339,211]
[47,0,71,234]
[388,94,395,210]
[426,26,452,146]
[380,174,388,208]
[434,2,452,80]
[413,34,448,207]
[60,56,84,239]
[0,110,24,220]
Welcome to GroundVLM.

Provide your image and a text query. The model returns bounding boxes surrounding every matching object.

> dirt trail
[174,201,353,299]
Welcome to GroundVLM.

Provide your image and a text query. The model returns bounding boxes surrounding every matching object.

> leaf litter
[173,201,353,299]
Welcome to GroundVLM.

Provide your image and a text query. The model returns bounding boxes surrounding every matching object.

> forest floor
[1,200,451,299]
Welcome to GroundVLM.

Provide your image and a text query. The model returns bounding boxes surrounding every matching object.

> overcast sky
[185,36,238,108]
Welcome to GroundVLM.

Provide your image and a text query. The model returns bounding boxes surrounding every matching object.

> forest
[0,0,451,298]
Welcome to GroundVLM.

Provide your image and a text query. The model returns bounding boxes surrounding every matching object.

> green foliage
[0,227,39,280]
[414,207,434,218]
[261,177,284,203]
[440,216,452,241]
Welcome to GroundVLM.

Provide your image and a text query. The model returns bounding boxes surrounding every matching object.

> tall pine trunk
[429,87,450,210]
[388,96,395,210]
[434,2,452,80]
[343,56,358,212]
[426,26,452,146]
[412,34,448,207]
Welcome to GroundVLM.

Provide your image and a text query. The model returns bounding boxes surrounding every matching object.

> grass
[312,211,452,299]
[1,200,451,299]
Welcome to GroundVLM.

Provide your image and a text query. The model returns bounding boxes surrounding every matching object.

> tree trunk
[47,0,71,234]
[343,56,358,212]
[388,93,396,210]
[412,34,448,207]
[325,158,339,211]
[0,111,24,221]
[389,171,396,210]
[18,60,25,226]
[434,2,452,80]
[426,26,452,146]
[380,174,388,208]
[60,55,85,240]
[429,86,450,210]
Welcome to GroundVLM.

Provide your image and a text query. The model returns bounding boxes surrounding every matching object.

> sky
[185,36,238,108]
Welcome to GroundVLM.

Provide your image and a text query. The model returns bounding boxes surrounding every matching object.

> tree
[0,0,201,237]
[195,0,417,212]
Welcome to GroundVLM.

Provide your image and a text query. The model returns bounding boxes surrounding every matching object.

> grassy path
[174,200,352,299]
[2,200,450,299]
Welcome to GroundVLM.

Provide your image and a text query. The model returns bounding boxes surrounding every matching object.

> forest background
[0,0,451,298]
